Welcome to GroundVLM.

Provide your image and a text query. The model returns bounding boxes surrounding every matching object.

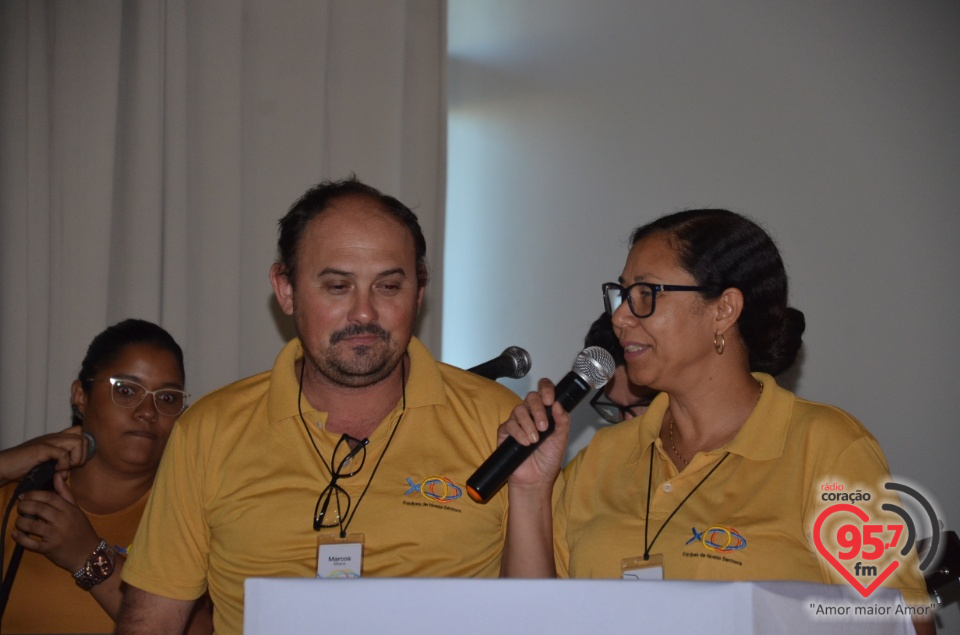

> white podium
[244,578,919,634]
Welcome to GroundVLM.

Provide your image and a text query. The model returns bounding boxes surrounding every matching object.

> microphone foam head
[574,346,616,390]
[82,431,97,460]
[504,346,532,379]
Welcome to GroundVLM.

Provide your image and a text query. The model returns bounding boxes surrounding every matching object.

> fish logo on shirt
[686,526,747,553]
[404,476,463,503]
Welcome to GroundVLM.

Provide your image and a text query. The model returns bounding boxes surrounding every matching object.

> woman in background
[0,318,210,634]
[584,312,658,423]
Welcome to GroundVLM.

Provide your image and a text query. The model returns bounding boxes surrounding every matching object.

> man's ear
[714,287,744,334]
[270,263,295,316]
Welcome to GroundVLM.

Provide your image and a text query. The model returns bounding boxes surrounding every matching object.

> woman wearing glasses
[583,312,658,424]
[500,210,930,627]
[0,319,209,634]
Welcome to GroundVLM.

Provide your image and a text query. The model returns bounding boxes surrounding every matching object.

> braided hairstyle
[630,209,805,375]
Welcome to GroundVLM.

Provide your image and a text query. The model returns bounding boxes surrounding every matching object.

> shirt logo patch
[404,476,463,503]
[686,525,747,553]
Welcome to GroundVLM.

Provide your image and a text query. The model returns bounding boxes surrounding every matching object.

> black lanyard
[297,354,407,538]
[642,441,730,560]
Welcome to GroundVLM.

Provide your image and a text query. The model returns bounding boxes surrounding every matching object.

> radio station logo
[814,479,941,598]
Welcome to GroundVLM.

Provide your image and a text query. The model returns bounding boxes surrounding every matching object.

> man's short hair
[276,176,429,287]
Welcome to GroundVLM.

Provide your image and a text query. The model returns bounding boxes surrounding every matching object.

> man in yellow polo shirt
[116,178,520,635]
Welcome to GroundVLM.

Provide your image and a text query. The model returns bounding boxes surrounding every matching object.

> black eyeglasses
[602,281,709,319]
[314,434,369,531]
[589,390,653,424]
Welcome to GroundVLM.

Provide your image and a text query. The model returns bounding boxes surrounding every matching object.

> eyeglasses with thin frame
[314,434,369,531]
[602,281,710,319]
[91,378,189,417]
[589,389,653,424]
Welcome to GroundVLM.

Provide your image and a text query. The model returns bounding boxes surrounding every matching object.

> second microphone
[466,346,615,503]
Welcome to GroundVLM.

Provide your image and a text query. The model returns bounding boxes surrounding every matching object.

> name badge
[317,533,364,579]
[621,554,664,580]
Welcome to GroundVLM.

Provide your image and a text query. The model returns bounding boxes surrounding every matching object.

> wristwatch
[72,539,116,590]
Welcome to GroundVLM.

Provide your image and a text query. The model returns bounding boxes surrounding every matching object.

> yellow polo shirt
[554,374,929,605]
[122,337,520,635]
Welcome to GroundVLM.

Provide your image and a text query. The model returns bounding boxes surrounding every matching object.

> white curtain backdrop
[0,0,447,447]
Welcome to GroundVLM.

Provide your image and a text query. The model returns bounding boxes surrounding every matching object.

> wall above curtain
[0,0,446,446]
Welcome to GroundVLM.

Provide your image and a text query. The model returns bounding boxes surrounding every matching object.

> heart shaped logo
[813,503,899,597]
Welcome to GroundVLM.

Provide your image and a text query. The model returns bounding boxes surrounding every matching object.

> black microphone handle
[466,371,590,502]
[467,355,513,380]
[12,431,96,497]
[12,460,57,496]
[0,431,99,620]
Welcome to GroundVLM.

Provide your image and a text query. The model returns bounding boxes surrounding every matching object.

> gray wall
[444,0,960,543]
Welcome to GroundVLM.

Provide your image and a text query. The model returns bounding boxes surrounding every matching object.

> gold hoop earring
[714,332,725,355]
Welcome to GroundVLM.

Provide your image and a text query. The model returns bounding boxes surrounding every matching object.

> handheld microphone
[467,346,532,381]
[466,346,615,503]
[13,431,97,496]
